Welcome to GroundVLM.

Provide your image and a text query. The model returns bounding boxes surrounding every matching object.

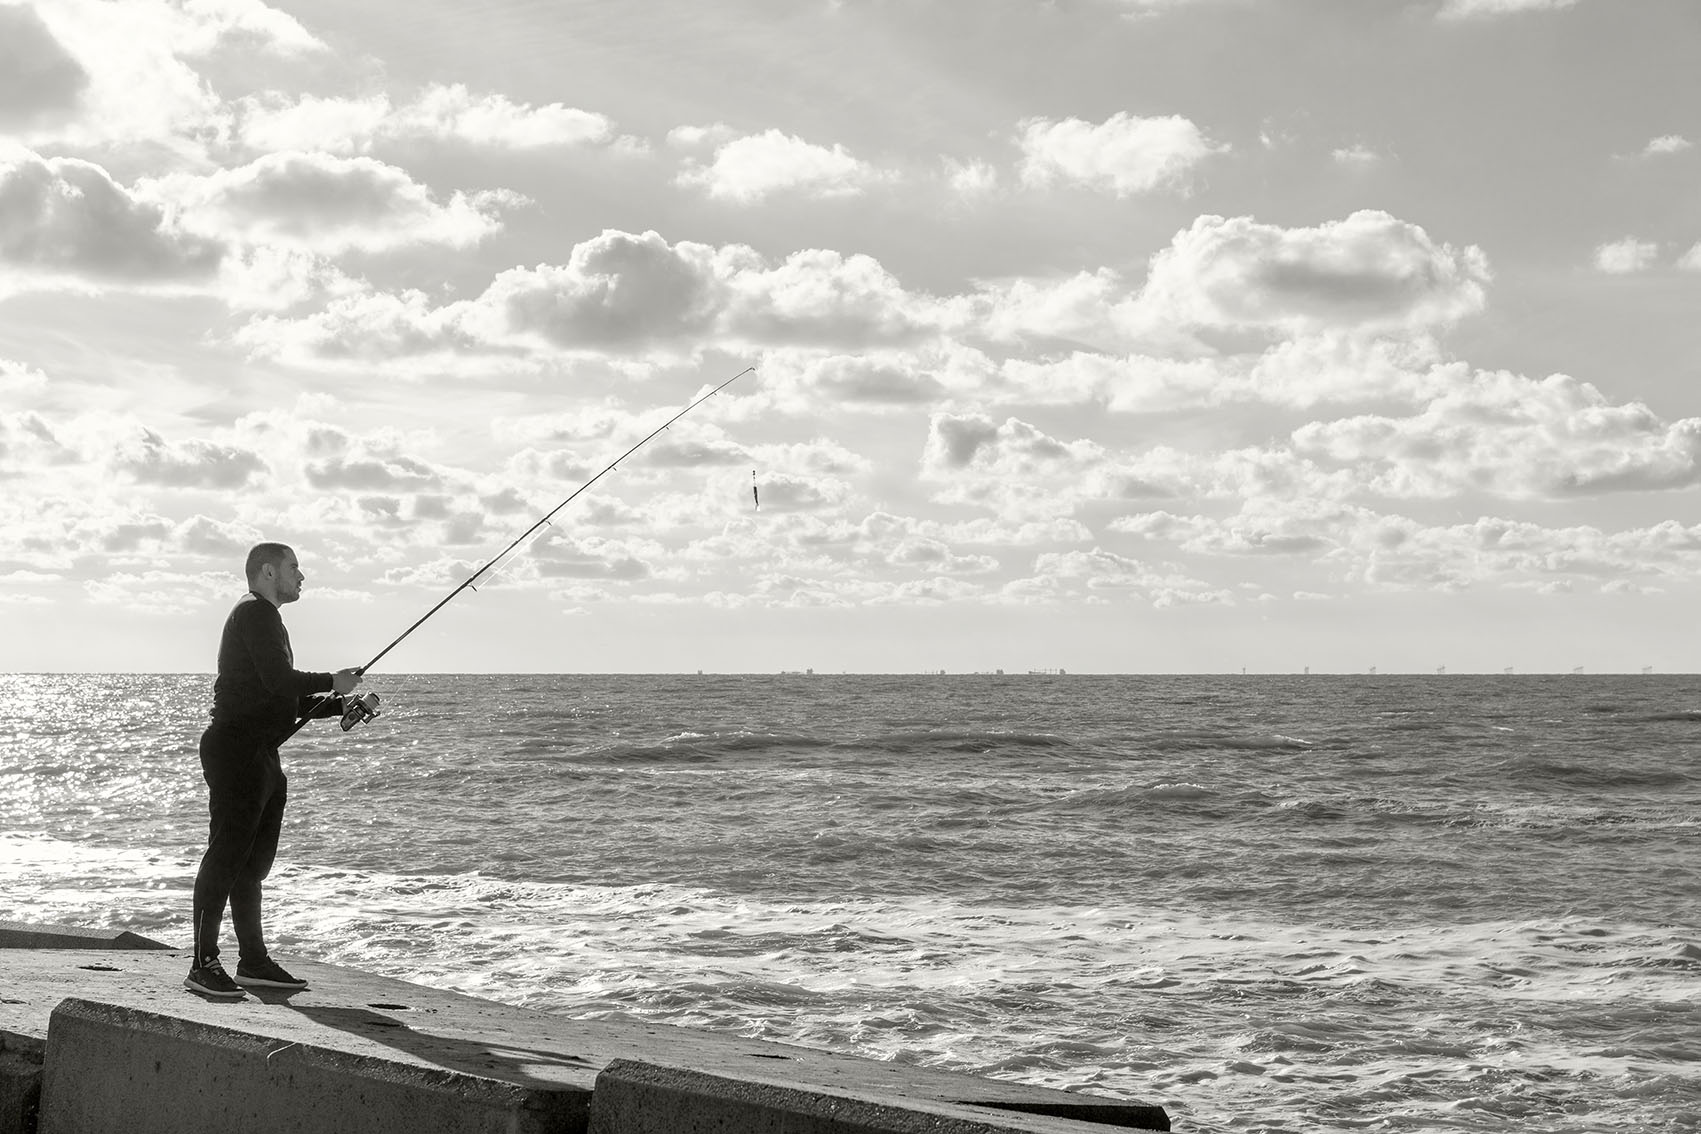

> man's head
[245,543,303,605]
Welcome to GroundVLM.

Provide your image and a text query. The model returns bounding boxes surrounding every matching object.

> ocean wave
[1147,731,1317,752]
[1502,757,1693,790]
[848,728,1070,754]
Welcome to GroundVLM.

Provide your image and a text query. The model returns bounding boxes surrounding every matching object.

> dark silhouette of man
[185,542,360,998]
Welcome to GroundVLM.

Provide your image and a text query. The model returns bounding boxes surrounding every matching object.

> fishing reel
[340,691,382,732]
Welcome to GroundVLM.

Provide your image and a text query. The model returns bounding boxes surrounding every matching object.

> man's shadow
[283,1002,598,1094]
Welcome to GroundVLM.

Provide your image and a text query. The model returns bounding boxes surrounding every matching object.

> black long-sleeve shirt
[209,592,336,741]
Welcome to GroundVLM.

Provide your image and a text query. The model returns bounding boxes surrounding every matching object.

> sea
[1,672,1696,1133]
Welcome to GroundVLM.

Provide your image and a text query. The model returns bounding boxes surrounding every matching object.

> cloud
[1593,237,1659,274]
[1640,134,1692,158]
[917,411,1162,520]
[111,429,268,489]
[21,0,321,150]
[1436,0,1580,18]
[1292,370,1701,498]
[303,452,442,491]
[0,4,89,132]
[1,356,48,394]
[1015,548,1230,608]
[1132,210,1491,335]
[154,0,323,55]
[0,149,224,291]
[522,528,683,584]
[237,228,948,365]
[1115,498,1701,595]
[234,84,618,154]
[1677,243,1701,272]
[1017,112,1221,196]
[83,568,234,613]
[922,413,1100,475]
[666,123,737,149]
[677,129,895,203]
[1332,144,1382,167]
[1114,503,1342,557]
[140,151,521,254]
[754,348,950,410]
[1031,333,1442,413]
[972,210,1489,352]
[944,158,998,201]
[0,410,79,477]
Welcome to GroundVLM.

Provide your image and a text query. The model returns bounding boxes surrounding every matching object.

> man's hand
[332,667,363,695]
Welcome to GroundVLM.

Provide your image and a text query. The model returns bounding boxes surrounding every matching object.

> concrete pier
[0,923,1169,1134]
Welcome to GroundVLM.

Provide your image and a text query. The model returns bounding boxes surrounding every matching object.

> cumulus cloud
[1115,499,1701,595]
[665,122,737,149]
[1114,503,1342,557]
[21,0,321,149]
[1640,134,1692,158]
[1593,237,1659,274]
[140,151,521,254]
[1292,371,1701,498]
[1436,0,1580,18]
[0,149,223,290]
[0,410,78,476]
[1676,243,1701,272]
[233,84,618,154]
[917,411,1165,519]
[944,158,998,201]
[1132,210,1491,335]
[111,429,268,489]
[922,413,1101,476]
[1017,112,1221,196]
[1,356,48,394]
[755,349,950,410]
[1332,144,1382,167]
[1014,547,1230,608]
[237,228,948,366]
[677,129,895,203]
[0,4,89,132]
[496,527,659,584]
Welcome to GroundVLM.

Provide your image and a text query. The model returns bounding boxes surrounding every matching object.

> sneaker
[184,960,246,998]
[234,957,309,990]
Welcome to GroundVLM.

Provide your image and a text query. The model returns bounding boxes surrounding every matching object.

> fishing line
[279,365,755,744]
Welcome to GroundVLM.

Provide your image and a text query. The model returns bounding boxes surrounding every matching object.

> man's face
[273,550,304,604]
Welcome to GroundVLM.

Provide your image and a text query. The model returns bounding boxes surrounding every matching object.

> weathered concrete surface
[42,998,585,1134]
[0,923,171,951]
[4,946,1168,1134]
[589,1060,1171,1134]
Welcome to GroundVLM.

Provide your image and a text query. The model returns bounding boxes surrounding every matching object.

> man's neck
[249,588,279,607]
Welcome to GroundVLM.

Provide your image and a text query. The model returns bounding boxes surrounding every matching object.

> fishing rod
[280,365,755,744]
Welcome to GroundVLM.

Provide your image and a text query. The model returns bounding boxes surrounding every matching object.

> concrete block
[2,951,1167,1134]
[39,999,589,1134]
[588,1060,1170,1134]
[0,923,171,951]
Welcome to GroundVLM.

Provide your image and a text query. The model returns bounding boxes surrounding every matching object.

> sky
[2,0,1700,675]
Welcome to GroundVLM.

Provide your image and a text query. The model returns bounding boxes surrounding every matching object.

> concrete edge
[0,923,173,951]
[588,1058,1170,1134]
[42,998,590,1134]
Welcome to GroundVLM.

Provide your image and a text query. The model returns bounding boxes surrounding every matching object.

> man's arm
[238,601,333,698]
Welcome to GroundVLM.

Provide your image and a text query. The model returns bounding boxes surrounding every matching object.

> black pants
[191,724,287,968]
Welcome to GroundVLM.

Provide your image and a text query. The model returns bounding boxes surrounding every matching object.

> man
[186,542,361,998]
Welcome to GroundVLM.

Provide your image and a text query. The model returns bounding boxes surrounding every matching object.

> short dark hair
[245,542,294,583]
